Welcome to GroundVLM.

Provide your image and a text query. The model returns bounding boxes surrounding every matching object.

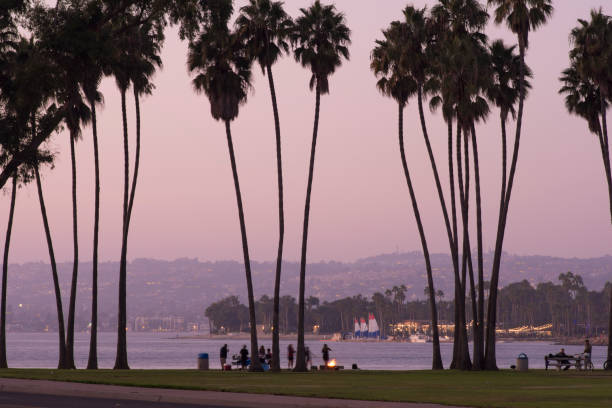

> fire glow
[327,359,337,368]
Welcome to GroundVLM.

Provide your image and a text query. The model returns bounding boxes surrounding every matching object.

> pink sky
[2,0,612,264]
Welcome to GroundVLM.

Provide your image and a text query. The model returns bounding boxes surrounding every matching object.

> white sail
[360,317,368,338]
[354,318,360,338]
[368,313,380,339]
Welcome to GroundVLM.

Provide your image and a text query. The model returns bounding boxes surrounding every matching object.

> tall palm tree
[1,34,66,368]
[371,18,443,370]
[565,9,612,361]
[0,174,16,369]
[81,66,103,370]
[112,29,132,370]
[63,81,90,370]
[486,0,553,370]
[291,0,350,372]
[235,0,292,373]
[111,22,164,370]
[34,158,70,369]
[187,15,263,372]
[428,0,489,370]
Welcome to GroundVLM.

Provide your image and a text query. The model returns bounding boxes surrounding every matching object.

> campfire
[319,359,343,371]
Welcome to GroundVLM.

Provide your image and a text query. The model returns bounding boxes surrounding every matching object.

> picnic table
[545,354,593,371]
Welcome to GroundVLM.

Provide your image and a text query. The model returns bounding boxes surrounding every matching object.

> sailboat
[359,317,368,339]
[368,313,380,339]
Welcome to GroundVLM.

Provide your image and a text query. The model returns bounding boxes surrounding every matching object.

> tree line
[207,273,612,339]
[1,0,612,373]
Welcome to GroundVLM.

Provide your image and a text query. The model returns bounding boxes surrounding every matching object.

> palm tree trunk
[266,62,284,372]
[35,165,68,369]
[0,175,16,369]
[224,120,262,372]
[471,123,484,370]
[115,88,130,370]
[455,125,473,371]
[416,88,460,365]
[66,131,79,370]
[87,103,100,370]
[397,103,442,369]
[485,39,527,371]
[296,84,322,372]
[127,89,141,230]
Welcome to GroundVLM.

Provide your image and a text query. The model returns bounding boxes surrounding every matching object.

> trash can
[197,353,209,370]
[516,353,528,372]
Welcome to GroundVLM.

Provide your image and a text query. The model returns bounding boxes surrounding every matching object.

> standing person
[584,339,592,369]
[258,345,266,364]
[287,344,295,369]
[322,343,332,366]
[240,345,249,370]
[220,344,228,370]
[305,346,311,370]
[265,348,272,365]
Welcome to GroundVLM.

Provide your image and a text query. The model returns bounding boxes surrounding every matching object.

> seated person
[555,348,571,371]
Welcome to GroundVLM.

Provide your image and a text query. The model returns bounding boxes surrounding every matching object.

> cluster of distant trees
[206,273,612,338]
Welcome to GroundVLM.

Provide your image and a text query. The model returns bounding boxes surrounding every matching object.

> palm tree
[81,65,103,370]
[110,22,164,370]
[427,0,489,370]
[34,152,68,369]
[291,0,351,372]
[235,0,292,373]
[564,9,612,361]
[63,80,90,370]
[0,33,66,368]
[371,17,443,370]
[187,14,263,372]
[0,174,16,369]
[486,0,554,370]
[111,24,133,370]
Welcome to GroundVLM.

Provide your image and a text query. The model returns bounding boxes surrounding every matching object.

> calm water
[1,332,606,370]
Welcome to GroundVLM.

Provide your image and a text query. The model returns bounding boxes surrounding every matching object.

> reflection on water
[2,332,607,370]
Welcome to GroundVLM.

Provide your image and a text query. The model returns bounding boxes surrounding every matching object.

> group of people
[219,343,333,370]
[550,339,592,371]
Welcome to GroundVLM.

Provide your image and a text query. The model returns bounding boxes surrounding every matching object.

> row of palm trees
[371,0,552,370]
[186,0,350,372]
[0,0,610,373]
[0,0,170,369]
[0,0,350,373]
[560,8,612,362]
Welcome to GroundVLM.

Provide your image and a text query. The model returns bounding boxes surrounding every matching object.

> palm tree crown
[569,9,612,98]
[235,0,293,73]
[486,39,532,122]
[291,0,351,94]
[488,0,554,48]
[371,22,417,108]
[188,26,252,122]
[560,63,606,136]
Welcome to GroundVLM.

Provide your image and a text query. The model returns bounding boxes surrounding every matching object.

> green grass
[1,369,612,407]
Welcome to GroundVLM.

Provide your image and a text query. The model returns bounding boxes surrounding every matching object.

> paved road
[0,391,226,408]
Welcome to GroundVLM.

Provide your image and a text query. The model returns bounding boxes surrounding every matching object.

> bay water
[1,332,605,370]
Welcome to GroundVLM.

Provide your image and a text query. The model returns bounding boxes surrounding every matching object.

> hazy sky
[3,0,612,264]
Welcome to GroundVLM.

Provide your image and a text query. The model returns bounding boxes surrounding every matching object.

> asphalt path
[0,391,228,408]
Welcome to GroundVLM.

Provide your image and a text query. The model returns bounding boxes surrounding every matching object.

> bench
[545,355,590,371]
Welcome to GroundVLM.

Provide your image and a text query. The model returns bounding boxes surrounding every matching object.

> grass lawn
[1,369,612,408]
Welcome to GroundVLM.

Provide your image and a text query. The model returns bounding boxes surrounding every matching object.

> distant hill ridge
[4,252,611,331]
